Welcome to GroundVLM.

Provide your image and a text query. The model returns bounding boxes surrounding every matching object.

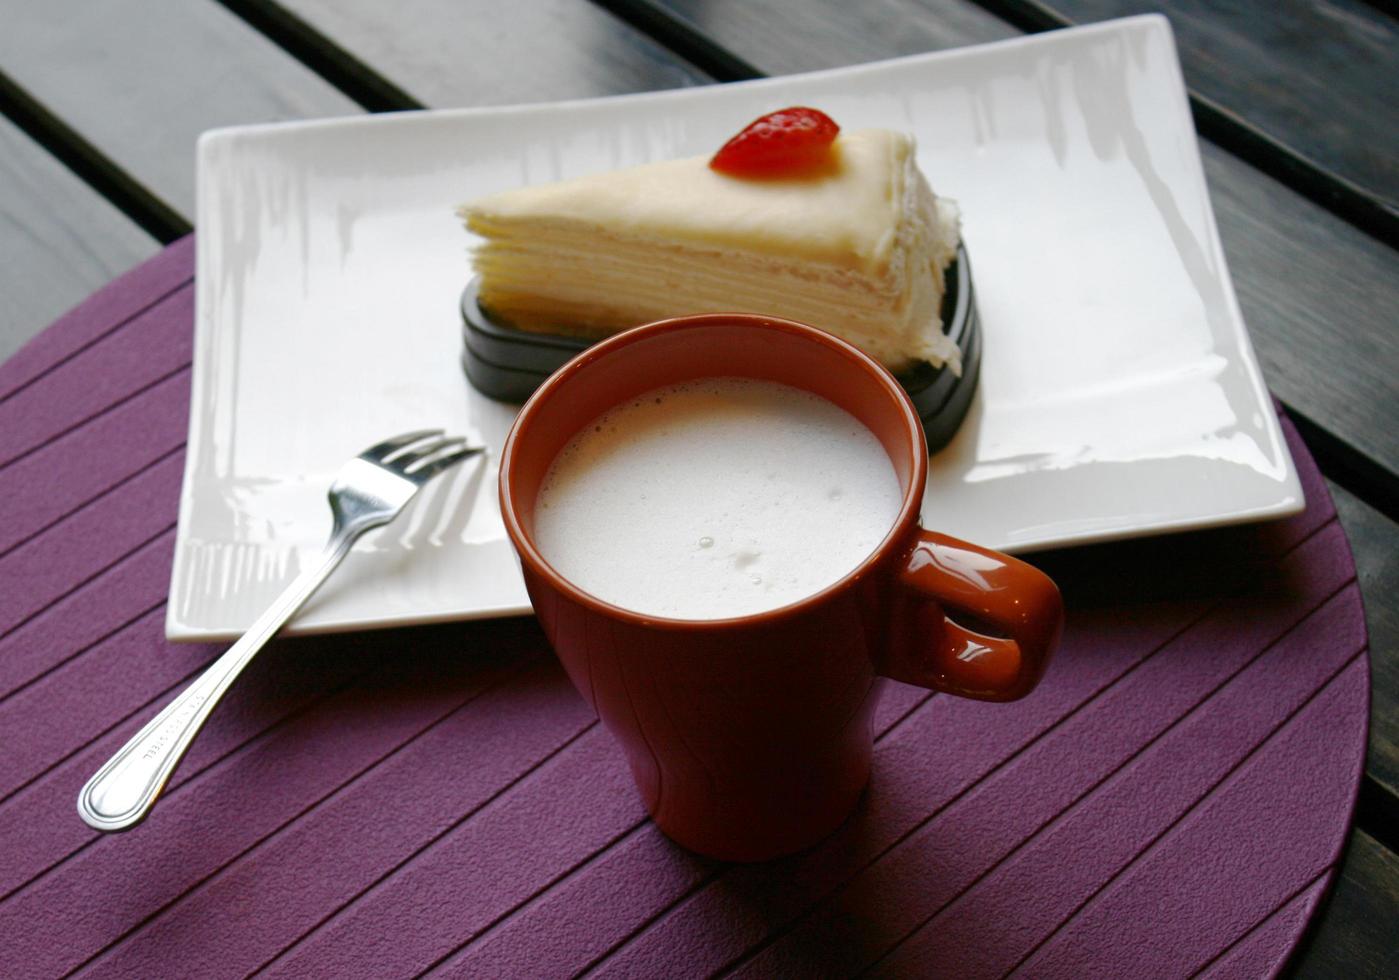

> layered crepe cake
[457,128,962,375]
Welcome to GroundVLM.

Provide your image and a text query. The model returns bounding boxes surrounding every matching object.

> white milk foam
[534,377,903,619]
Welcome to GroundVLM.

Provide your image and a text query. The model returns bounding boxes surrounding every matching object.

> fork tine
[404,445,484,482]
[360,429,445,462]
[392,435,465,469]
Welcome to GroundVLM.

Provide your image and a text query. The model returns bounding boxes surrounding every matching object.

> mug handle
[881,530,1063,702]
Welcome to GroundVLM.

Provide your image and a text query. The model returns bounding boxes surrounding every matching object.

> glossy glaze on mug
[501,315,1062,860]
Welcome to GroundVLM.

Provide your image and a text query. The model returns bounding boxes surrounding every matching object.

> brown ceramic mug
[499,313,1063,861]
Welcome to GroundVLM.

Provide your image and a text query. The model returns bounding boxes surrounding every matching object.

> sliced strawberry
[709,107,840,177]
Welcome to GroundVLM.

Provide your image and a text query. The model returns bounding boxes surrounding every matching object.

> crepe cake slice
[457,128,961,374]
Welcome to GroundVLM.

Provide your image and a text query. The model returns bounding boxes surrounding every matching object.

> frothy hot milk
[533,377,903,619]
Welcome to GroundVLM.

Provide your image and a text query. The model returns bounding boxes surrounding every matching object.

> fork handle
[76,529,359,832]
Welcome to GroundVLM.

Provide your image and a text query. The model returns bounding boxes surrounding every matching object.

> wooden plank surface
[1330,482,1399,798]
[272,0,707,107]
[0,115,157,363]
[1028,0,1398,208]
[0,0,359,217]
[641,0,1399,490]
[1200,143,1399,491]
[622,0,1012,74]
[615,0,1019,64]
[1290,829,1399,978]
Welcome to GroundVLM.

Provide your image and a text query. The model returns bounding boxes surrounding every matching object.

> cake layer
[469,230,959,371]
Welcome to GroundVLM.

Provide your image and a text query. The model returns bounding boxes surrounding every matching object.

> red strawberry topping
[709,107,840,177]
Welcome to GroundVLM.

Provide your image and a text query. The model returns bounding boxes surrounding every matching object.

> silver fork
[77,430,482,832]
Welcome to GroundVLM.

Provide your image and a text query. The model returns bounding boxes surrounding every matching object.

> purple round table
[0,239,1370,978]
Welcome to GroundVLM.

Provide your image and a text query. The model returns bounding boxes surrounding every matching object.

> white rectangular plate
[170,15,1301,641]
